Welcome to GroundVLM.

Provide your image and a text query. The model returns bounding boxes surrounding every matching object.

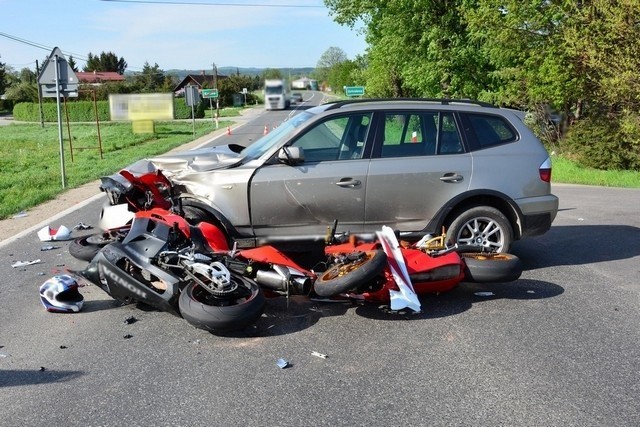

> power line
[100,0,324,7]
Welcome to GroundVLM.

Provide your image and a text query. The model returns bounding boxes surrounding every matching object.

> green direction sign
[345,86,365,97]
[202,88,218,99]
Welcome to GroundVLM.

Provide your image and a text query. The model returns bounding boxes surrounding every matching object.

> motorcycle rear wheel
[461,252,523,283]
[179,274,265,332]
[313,250,387,297]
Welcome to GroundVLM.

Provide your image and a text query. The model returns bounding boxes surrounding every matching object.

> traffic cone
[226,126,231,135]
[263,125,269,135]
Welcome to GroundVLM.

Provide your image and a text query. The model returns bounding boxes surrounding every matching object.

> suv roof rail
[324,97,497,110]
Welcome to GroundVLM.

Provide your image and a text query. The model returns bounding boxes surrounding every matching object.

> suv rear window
[463,113,518,149]
[380,111,464,158]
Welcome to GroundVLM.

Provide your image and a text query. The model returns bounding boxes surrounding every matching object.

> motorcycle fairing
[84,244,183,316]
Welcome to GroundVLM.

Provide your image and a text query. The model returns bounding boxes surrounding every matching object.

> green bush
[13,100,111,122]
[563,115,640,171]
[12,98,202,121]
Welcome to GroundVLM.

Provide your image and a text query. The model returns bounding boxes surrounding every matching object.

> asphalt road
[1,94,639,426]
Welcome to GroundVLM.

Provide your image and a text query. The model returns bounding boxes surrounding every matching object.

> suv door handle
[440,173,464,183]
[336,178,361,187]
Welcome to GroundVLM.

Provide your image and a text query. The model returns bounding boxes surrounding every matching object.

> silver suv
[141,99,558,252]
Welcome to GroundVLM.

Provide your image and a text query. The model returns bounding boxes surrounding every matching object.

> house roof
[173,74,227,92]
[76,71,126,83]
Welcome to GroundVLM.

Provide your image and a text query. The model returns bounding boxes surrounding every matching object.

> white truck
[264,79,290,110]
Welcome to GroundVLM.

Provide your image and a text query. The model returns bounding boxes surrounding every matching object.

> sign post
[202,89,219,128]
[185,85,200,136]
[37,47,79,189]
[344,86,365,97]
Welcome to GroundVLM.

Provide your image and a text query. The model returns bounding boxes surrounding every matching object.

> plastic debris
[311,351,328,359]
[474,291,495,297]
[37,225,72,242]
[73,222,93,230]
[123,316,138,325]
[276,358,290,369]
[123,334,133,339]
[60,345,68,349]
[12,211,28,218]
[40,245,60,251]
[11,259,42,268]
[39,367,46,372]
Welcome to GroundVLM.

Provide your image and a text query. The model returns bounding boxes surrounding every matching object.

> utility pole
[212,62,219,118]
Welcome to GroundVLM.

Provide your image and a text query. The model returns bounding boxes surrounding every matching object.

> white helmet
[39,275,84,313]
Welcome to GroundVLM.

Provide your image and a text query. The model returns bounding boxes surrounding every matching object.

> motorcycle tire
[68,234,114,261]
[313,250,387,297]
[178,274,265,332]
[461,252,523,283]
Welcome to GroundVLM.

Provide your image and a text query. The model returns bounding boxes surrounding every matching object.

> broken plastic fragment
[311,351,327,359]
[12,211,28,218]
[123,334,133,339]
[11,259,42,268]
[276,358,290,369]
[40,245,60,251]
[74,222,93,230]
[123,316,138,325]
[474,291,495,297]
[37,225,72,242]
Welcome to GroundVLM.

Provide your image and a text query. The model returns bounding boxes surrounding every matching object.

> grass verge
[0,119,232,219]
[551,155,640,188]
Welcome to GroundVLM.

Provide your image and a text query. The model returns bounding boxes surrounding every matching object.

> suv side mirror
[277,146,304,165]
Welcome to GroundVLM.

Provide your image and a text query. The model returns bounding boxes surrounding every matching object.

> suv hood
[136,144,244,176]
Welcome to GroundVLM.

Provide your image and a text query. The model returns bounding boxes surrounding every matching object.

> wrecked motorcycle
[69,164,177,261]
[313,224,522,312]
[77,208,314,332]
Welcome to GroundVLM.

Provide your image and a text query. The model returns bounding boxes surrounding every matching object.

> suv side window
[379,111,463,157]
[462,113,518,149]
[291,113,372,162]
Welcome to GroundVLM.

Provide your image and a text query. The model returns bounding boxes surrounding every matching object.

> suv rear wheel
[446,206,513,253]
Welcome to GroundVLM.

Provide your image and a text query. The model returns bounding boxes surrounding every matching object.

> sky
[0,0,367,73]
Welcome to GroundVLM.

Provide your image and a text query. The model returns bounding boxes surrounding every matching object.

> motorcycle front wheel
[69,233,116,261]
[461,252,523,283]
[178,274,265,332]
[313,250,387,297]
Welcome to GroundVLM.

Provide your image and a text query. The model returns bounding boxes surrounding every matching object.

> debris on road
[276,358,290,369]
[37,225,72,242]
[474,291,495,297]
[11,259,42,268]
[311,351,328,359]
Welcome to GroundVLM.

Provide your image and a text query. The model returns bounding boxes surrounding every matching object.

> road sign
[202,88,218,99]
[38,47,79,98]
[345,86,365,97]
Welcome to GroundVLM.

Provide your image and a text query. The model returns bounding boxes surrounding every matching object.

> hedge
[12,98,203,122]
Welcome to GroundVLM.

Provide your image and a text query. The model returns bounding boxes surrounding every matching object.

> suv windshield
[240,111,314,160]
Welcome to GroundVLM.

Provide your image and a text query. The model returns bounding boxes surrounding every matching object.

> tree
[315,46,348,84]
[132,61,164,92]
[0,57,6,95]
[325,1,494,99]
[84,51,127,74]
[67,55,79,72]
[262,68,282,80]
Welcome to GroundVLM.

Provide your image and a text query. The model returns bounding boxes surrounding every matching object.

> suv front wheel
[446,206,513,253]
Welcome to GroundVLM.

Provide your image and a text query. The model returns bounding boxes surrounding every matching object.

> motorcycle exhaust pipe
[254,267,312,295]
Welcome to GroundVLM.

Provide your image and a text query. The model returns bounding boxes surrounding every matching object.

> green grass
[551,155,640,188]
[0,119,232,219]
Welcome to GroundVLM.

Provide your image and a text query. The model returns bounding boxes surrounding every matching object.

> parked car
[125,99,558,253]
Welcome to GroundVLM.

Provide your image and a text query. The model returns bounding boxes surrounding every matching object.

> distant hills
[165,67,315,79]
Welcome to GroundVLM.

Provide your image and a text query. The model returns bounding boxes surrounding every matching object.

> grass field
[0,119,231,219]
